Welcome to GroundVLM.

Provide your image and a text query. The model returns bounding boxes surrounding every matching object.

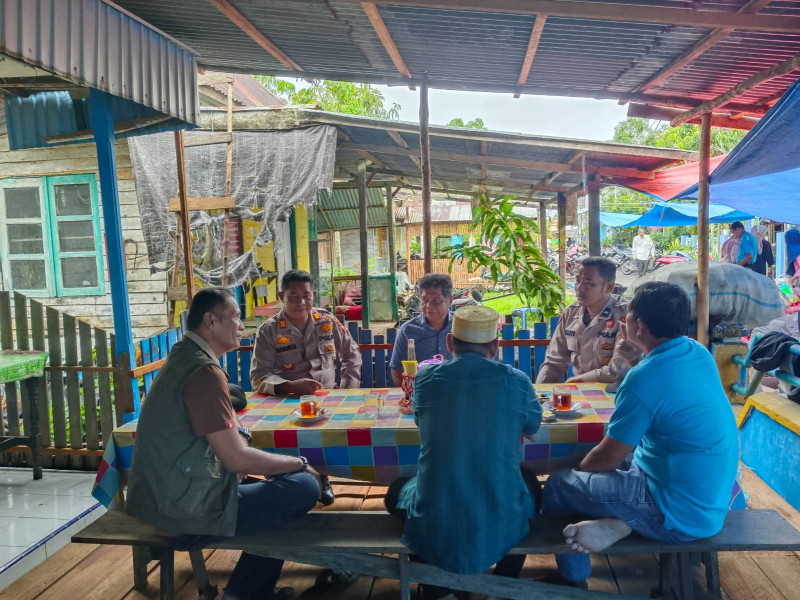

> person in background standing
[751,224,774,277]
[721,232,740,264]
[785,229,800,330]
[729,221,758,270]
[631,228,655,277]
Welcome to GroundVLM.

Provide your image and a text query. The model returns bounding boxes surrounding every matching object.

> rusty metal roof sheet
[111,0,800,116]
[316,188,388,232]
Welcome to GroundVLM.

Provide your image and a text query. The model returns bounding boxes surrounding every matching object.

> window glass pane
[53,183,93,217]
[4,188,41,219]
[58,221,96,252]
[10,260,47,289]
[7,223,44,254]
[60,257,99,289]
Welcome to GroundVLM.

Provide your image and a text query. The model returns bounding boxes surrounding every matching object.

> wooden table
[92,383,617,507]
[0,349,49,479]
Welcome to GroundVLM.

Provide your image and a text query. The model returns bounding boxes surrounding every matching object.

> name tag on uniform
[276,344,297,353]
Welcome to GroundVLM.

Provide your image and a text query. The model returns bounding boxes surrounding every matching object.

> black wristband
[236,426,252,446]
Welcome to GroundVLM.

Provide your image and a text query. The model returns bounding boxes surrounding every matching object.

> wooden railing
[733,337,800,399]
[0,291,120,468]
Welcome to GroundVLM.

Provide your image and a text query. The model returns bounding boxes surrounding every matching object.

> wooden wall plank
[29,300,52,449]
[46,307,67,449]
[79,321,100,451]
[62,315,83,449]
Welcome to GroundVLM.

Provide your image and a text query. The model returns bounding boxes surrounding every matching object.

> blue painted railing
[732,336,800,399]
[134,314,562,398]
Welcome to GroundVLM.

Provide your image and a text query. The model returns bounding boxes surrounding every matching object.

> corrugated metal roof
[112,0,800,115]
[202,107,698,202]
[316,188,389,232]
[205,74,284,108]
[397,202,473,224]
[0,0,199,125]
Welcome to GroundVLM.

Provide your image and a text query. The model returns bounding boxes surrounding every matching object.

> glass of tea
[363,393,381,418]
[553,385,572,411]
[300,396,318,418]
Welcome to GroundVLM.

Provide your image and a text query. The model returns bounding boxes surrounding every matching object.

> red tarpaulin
[612,154,728,200]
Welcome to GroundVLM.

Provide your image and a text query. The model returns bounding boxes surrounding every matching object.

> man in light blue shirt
[542,281,739,586]
[731,221,758,269]
[390,273,454,386]
[385,306,542,599]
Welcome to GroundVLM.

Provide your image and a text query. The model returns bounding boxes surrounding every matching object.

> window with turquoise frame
[0,174,105,297]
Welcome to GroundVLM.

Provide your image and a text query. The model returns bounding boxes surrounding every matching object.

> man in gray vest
[126,288,322,600]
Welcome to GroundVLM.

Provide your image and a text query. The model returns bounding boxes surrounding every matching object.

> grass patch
[482,291,577,327]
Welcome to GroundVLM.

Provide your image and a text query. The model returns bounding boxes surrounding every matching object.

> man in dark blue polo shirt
[390,273,453,387]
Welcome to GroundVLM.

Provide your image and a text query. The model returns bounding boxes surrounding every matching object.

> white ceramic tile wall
[0,467,104,591]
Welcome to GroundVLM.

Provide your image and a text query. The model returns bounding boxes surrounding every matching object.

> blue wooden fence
[733,337,800,399]
[133,315,562,405]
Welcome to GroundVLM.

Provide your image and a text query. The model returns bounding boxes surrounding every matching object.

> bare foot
[562,518,633,553]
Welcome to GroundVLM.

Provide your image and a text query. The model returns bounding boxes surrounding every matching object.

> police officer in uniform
[251,270,361,396]
[536,257,641,384]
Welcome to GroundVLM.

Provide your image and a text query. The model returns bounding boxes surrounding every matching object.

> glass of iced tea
[553,385,572,411]
[300,396,318,417]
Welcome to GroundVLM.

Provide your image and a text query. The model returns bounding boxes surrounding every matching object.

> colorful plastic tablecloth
[0,350,48,384]
[92,383,618,508]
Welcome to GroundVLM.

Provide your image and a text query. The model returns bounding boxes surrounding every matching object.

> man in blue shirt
[385,306,542,599]
[730,221,758,270]
[542,281,739,586]
[390,273,454,386]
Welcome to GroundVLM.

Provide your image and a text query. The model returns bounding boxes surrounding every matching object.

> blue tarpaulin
[676,77,800,223]
[599,202,751,228]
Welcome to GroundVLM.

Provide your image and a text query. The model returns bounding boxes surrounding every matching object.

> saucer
[542,400,583,418]
[291,408,330,424]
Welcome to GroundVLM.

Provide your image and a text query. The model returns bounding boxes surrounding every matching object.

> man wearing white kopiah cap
[384,306,542,599]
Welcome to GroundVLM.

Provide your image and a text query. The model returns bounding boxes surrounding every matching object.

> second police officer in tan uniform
[536,257,642,384]
[251,269,361,396]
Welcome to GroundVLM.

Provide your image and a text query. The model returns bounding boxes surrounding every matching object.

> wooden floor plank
[719,553,787,600]
[589,554,622,594]
[0,541,98,600]
[320,484,370,511]
[361,485,389,511]
[749,552,800,600]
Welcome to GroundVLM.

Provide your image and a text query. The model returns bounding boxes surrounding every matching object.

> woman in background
[751,224,774,276]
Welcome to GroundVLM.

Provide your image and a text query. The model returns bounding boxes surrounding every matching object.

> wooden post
[386,183,399,320]
[419,73,433,274]
[588,178,601,256]
[90,88,141,421]
[174,131,195,302]
[307,205,320,293]
[405,206,411,266]
[557,192,567,297]
[358,160,370,328]
[221,80,233,287]
[538,202,548,255]
[386,184,397,274]
[697,113,712,346]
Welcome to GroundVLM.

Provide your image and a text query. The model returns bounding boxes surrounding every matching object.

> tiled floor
[0,467,103,590]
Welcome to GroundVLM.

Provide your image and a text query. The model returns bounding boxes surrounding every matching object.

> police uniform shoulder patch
[279,319,287,329]
[312,312,321,321]
[320,322,333,332]
[602,356,611,365]
[282,363,294,370]
[605,318,615,329]
[325,344,334,353]
[275,335,292,345]
[601,342,614,351]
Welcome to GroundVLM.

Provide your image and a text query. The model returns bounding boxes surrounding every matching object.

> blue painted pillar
[90,88,141,421]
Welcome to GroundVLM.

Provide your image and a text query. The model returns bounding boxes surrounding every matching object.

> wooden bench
[72,508,800,600]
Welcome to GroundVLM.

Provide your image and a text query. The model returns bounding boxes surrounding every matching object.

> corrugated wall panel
[0,0,199,125]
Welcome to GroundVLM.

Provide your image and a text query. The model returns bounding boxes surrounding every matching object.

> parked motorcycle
[621,249,691,275]
[395,285,483,327]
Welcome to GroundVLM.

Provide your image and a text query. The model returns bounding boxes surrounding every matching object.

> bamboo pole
[696,114,712,346]
[358,160,370,329]
[405,207,411,266]
[174,131,195,301]
[221,80,234,287]
[557,192,567,297]
[419,73,433,274]
[386,184,397,273]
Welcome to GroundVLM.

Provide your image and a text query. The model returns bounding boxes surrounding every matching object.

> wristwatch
[236,426,252,446]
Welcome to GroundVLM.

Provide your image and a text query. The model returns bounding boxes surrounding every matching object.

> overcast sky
[377,85,629,141]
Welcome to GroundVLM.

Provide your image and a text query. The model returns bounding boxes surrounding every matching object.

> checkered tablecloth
[92,383,618,508]
[0,350,48,385]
